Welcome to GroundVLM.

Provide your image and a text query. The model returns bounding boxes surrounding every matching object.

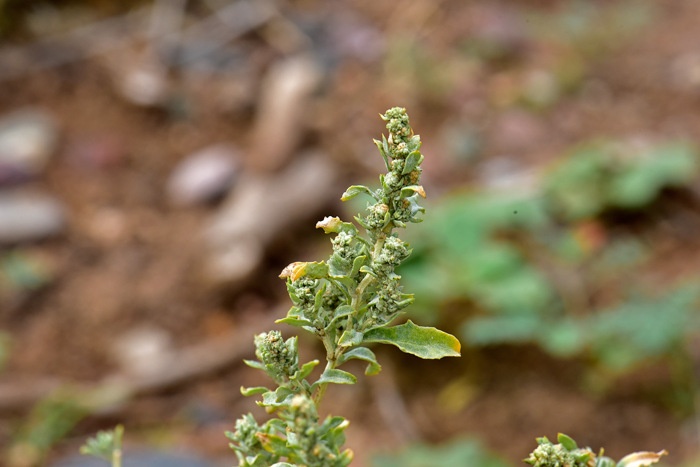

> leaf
[557,433,577,451]
[400,185,426,199]
[350,255,366,277]
[244,360,265,370]
[341,185,375,202]
[257,387,295,408]
[336,347,381,375]
[326,305,354,330]
[275,317,315,328]
[316,216,359,236]
[338,329,364,347]
[311,369,357,391]
[257,433,291,456]
[402,150,424,175]
[286,281,300,304]
[328,254,351,278]
[294,360,320,380]
[240,386,269,397]
[314,282,327,312]
[363,320,461,359]
[359,265,376,277]
[616,450,668,467]
[271,464,296,467]
[336,449,354,467]
[279,261,328,281]
[374,138,390,171]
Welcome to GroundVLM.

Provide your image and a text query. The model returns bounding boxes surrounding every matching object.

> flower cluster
[254,331,298,384]
[525,435,596,467]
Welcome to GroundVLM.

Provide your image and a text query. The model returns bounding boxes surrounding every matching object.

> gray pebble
[0,192,66,244]
[0,108,58,184]
[167,144,239,207]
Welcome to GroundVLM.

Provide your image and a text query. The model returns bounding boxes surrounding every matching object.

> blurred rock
[249,55,323,172]
[120,63,170,107]
[477,156,539,196]
[0,192,66,244]
[0,109,58,184]
[111,327,173,378]
[167,144,239,207]
[50,451,215,467]
[671,52,700,92]
[205,151,336,286]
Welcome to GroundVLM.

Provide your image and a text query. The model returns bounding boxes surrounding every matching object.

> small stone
[0,192,66,244]
[249,55,323,171]
[0,108,58,184]
[111,327,173,377]
[167,144,239,206]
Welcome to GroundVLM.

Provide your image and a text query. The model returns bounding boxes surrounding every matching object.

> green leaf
[336,449,354,467]
[350,255,366,277]
[363,320,461,359]
[341,185,375,202]
[328,254,351,278]
[240,386,269,397]
[336,347,381,375]
[338,329,364,347]
[359,265,376,277]
[557,433,577,451]
[314,282,327,312]
[311,369,357,391]
[597,457,616,467]
[257,388,295,408]
[258,434,291,456]
[326,305,354,331]
[286,281,300,304]
[402,150,424,175]
[294,360,320,380]
[244,359,265,370]
[275,317,315,328]
[271,463,296,467]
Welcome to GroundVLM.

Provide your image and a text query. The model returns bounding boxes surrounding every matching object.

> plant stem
[112,449,122,467]
[315,224,393,408]
[312,359,335,407]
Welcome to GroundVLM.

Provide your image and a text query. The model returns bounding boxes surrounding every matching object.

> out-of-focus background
[2,0,700,466]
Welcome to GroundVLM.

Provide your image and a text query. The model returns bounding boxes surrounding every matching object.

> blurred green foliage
[372,438,510,467]
[400,139,700,374]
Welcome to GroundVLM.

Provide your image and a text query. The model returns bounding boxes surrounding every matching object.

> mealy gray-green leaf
[363,320,461,359]
[311,369,357,391]
[240,386,269,397]
[338,329,364,347]
[336,347,381,375]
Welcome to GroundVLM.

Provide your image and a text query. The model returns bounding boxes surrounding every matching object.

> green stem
[315,225,393,408]
[112,449,122,467]
[312,359,335,407]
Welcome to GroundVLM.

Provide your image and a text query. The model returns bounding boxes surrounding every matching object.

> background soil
[1,0,700,466]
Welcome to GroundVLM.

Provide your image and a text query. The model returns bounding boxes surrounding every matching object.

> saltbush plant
[80,109,667,467]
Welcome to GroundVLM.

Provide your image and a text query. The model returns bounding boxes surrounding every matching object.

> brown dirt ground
[2,0,700,466]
